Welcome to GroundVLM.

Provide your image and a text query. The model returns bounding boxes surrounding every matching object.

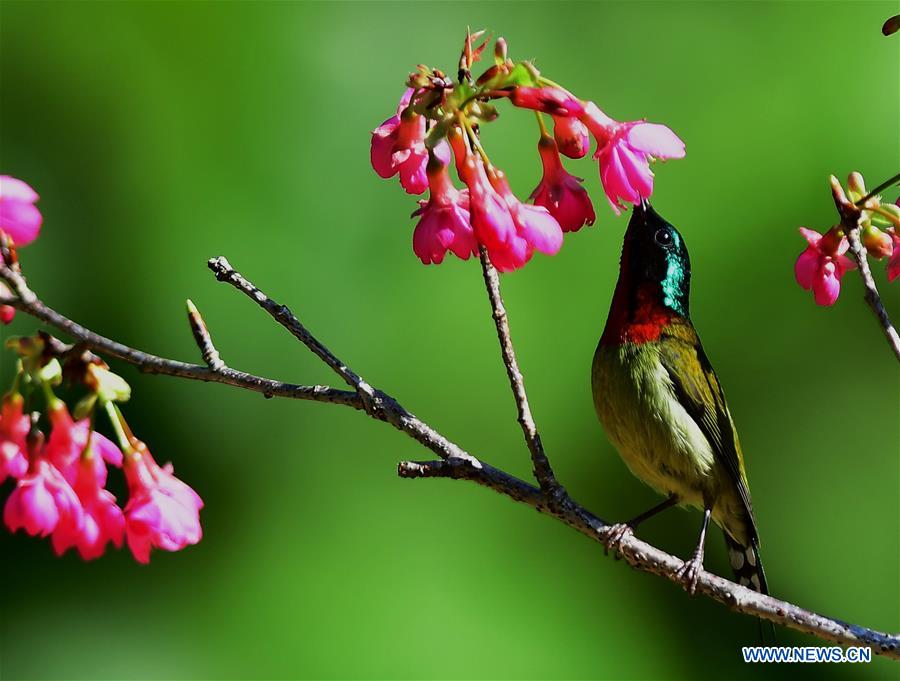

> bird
[591,199,768,598]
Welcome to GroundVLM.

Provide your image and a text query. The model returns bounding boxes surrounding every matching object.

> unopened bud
[847,172,867,202]
[407,71,429,89]
[86,363,131,403]
[37,358,62,385]
[862,225,894,259]
[494,37,508,65]
[4,334,44,358]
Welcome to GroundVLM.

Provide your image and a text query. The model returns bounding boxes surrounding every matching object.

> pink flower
[370,89,450,195]
[887,233,900,282]
[459,155,518,250]
[458,156,529,271]
[458,153,564,272]
[0,175,42,247]
[530,136,595,233]
[412,158,477,264]
[0,393,29,483]
[794,227,856,306]
[490,170,564,258]
[45,402,122,486]
[552,115,590,159]
[371,90,413,177]
[580,102,685,214]
[508,87,584,117]
[4,459,83,546]
[69,457,124,560]
[123,445,202,563]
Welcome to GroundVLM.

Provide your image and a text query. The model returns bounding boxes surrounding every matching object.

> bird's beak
[627,197,652,233]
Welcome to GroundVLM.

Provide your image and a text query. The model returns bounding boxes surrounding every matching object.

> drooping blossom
[45,402,122,486]
[530,136,595,233]
[123,444,203,563]
[0,175,42,247]
[68,456,124,560]
[458,154,518,252]
[412,156,477,264]
[794,227,856,306]
[888,233,900,282]
[455,143,564,272]
[370,89,451,195]
[580,102,685,214]
[552,115,590,159]
[4,459,83,546]
[489,168,564,271]
[371,89,415,176]
[508,87,584,117]
[0,393,29,483]
[457,154,532,271]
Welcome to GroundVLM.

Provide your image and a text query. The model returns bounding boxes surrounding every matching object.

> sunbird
[591,200,768,596]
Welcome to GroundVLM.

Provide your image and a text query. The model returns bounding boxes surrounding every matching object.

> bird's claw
[603,522,634,560]
[675,550,704,596]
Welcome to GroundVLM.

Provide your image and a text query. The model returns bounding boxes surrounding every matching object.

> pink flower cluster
[1,175,43,324]
[1,395,202,563]
[794,182,900,306]
[369,47,684,272]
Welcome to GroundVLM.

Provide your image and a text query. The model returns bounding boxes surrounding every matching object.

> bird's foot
[675,549,705,596]
[603,523,634,560]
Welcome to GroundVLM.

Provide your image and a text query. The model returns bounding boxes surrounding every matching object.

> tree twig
[478,247,565,502]
[2,256,898,658]
[830,176,900,361]
[0,263,361,408]
[186,299,225,371]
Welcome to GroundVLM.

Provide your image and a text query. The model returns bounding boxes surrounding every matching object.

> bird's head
[620,199,692,317]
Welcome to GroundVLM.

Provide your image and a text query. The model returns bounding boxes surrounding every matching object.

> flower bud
[494,37,508,65]
[86,364,132,403]
[508,87,583,117]
[846,172,868,204]
[861,225,893,259]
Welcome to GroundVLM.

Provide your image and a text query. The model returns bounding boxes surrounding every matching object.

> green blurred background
[1,2,898,679]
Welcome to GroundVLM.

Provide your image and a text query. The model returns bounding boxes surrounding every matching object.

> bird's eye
[654,228,673,247]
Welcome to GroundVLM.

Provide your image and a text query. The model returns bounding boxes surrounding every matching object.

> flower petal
[626,123,686,159]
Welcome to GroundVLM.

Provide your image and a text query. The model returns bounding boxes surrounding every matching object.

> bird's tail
[724,534,768,594]
[724,533,775,642]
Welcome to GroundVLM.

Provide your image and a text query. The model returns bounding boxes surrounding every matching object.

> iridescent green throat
[660,230,690,317]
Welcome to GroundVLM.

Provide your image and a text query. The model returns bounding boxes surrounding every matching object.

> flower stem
[80,408,97,461]
[867,204,900,228]
[855,172,900,207]
[104,400,131,451]
[460,114,491,165]
[534,110,549,136]
[40,380,60,411]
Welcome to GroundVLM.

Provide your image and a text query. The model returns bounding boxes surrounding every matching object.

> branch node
[186,299,225,371]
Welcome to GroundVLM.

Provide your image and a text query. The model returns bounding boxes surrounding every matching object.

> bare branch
[478,247,564,500]
[400,455,900,657]
[0,264,361,408]
[206,256,379,401]
[2,256,897,658]
[830,176,900,361]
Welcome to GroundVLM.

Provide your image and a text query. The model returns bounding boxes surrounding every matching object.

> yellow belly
[591,342,719,510]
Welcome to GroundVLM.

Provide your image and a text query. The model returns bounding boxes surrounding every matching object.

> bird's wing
[657,324,759,542]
